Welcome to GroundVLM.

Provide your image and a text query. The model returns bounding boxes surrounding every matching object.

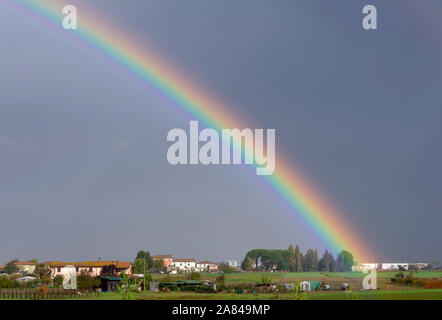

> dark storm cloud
[0,0,441,263]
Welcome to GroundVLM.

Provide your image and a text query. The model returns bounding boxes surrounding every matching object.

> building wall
[381,263,409,271]
[196,263,218,273]
[17,264,36,274]
[171,261,196,273]
[164,259,173,267]
[49,263,131,279]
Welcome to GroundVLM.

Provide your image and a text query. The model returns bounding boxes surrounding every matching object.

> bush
[21,279,39,289]
[77,272,100,291]
[53,275,64,288]
[168,284,179,291]
[424,280,442,289]
[180,285,216,293]
[216,274,225,285]
[261,276,272,285]
[0,276,19,288]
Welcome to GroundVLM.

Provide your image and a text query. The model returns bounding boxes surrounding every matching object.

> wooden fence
[0,288,91,300]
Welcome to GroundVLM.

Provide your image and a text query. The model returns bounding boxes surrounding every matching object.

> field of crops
[79,288,442,300]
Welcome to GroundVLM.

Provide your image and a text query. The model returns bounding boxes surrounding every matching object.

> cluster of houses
[1,255,221,280]
[4,259,432,280]
[151,255,218,274]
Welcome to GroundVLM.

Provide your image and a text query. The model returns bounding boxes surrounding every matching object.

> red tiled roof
[44,261,131,268]
[152,254,172,260]
[173,258,196,263]
[15,261,36,266]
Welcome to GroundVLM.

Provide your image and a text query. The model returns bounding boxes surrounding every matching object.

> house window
[76,267,79,272]
[89,267,93,272]
[57,267,61,272]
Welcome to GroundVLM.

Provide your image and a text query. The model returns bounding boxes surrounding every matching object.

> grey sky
[0,0,441,264]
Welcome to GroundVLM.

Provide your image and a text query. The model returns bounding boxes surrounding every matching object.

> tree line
[241,245,355,272]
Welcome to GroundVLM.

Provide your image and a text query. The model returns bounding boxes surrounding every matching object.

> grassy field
[152,271,442,283]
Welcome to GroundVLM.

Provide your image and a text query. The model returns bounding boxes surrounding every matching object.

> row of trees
[241,245,355,272]
[132,250,163,274]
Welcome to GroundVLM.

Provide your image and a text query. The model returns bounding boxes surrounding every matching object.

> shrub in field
[0,276,19,288]
[217,284,233,292]
[424,280,442,289]
[261,276,272,285]
[117,273,139,300]
[168,284,179,291]
[216,274,225,285]
[21,279,39,289]
[180,285,215,293]
[344,284,360,300]
[292,281,308,300]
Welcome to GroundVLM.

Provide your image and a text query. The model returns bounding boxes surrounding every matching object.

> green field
[152,271,442,283]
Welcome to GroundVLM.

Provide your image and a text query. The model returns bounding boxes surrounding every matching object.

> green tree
[4,259,19,274]
[152,259,164,273]
[53,275,64,288]
[133,250,154,273]
[295,245,302,272]
[318,250,337,272]
[34,263,51,284]
[288,245,296,272]
[318,250,330,272]
[77,270,100,291]
[132,258,146,274]
[337,250,355,272]
[243,256,254,271]
[241,249,295,272]
[303,249,318,272]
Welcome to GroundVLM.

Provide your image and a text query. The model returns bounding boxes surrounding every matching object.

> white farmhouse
[170,259,196,273]
[196,261,218,273]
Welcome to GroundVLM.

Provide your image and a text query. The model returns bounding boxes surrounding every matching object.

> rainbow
[4,0,375,261]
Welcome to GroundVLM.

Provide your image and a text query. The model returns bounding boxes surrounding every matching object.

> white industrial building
[353,262,428,272]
